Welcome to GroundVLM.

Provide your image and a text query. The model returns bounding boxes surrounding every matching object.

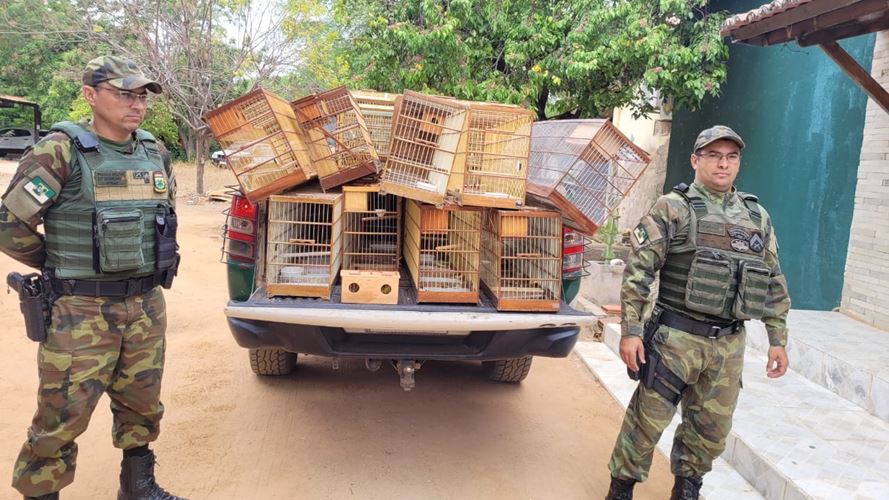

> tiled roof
[720,0,814,36]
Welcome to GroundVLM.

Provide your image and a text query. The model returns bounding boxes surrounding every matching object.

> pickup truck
[0,127,44,158]
[221,191,595,390]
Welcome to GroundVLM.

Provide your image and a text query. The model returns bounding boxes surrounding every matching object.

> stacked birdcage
[203,89,315,203]
[450,102,533,209]
[527,119,650,235]
[351,90,399,161]
[265,189,343,299]
[291,86,380,191]
[480,209,562,312]
[381,91,470,206]
[342,184,402,271]
[403,200,482,303]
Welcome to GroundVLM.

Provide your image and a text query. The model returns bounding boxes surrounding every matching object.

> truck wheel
[483,356,533,383]
[249,348,297,376]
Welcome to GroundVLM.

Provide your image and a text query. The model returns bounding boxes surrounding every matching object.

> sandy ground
[0,159,672,499]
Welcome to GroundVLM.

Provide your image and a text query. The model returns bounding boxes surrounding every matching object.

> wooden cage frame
[480,209,562,312]
[265,189,343,299]
[403,200,482,304]
[203,89,315,203]
[527,120,650,235]
[381,91,470,206]
[342,184,402,272]
[449,102,534,209]
[291,86,380,191]
[351,90,400,161]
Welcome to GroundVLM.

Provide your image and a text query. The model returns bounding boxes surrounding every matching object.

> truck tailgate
[225,285,596,333]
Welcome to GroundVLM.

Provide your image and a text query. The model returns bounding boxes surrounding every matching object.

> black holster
[7,272,52,343]
[627,307,688,405]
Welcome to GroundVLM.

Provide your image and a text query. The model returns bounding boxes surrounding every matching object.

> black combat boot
[118,450,185,500]
[670,475,703,500]
[605,476,636,500]
[24,493,59,500]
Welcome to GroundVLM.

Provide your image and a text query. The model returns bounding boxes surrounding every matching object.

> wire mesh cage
[449,102,534,209]
[527,120,651,235]
[403,200,481,303]
[291,86,380,191]
[480,209,562,311]
[381,91,470,206]
[265,189,343,299]
[204,89,315,203]
[351,90,400,161]
[342,184,402,272]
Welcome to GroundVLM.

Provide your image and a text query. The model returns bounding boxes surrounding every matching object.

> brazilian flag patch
[153,171,167,193]
[633,223,649,245]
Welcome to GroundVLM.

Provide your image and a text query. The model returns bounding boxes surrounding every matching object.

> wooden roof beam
[731,0,860,41]
[733,0,889,45]
[819,40,889,114]
[800,12,889,46]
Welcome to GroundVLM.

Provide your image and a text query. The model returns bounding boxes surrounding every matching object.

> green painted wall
[665,0,875,311]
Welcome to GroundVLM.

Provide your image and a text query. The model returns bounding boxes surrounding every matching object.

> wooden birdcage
[480,209,562,312]
[291,86,380,191]
[265,189,343,299]
[527,120,651,235]
[342,184,402,271]
[403,200,481,303]
[381,91,470,205]
[203,89,314,203]
[351,90,399,161]
[449,102,533,209]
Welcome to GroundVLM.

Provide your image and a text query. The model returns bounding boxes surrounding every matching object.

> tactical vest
[43,121,176,281]
[657,184,771,322]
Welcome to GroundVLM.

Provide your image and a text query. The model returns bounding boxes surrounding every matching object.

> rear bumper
[227,317,580,361]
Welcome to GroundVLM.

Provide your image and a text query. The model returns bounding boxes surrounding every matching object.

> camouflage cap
[82,55,162,94]
[694,125,745,151]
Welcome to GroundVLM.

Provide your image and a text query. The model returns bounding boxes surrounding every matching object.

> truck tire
[249,348,297,376]
[483,356,533,383]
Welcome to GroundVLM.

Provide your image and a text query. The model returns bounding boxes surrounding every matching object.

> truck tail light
[222,191,257,263]
[562,228,586,279]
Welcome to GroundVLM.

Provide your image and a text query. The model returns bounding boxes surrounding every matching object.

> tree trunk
[195,132,206,195]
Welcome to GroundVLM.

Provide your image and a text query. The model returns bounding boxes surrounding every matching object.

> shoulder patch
[633,223,649,245]
[23,176,56,204]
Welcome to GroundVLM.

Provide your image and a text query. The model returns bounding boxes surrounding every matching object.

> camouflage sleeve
[157,141,176,209]
[620,195,688,337]
[760,208,791,346]
[0,133,73,268]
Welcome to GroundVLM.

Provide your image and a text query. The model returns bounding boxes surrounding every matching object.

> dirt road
[0,167,671,499]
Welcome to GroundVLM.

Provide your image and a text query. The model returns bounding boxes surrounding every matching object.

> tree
[333,0,729,120]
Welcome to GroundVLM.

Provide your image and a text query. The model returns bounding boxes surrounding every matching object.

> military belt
[657,309,740,339]
[50,273,165,298]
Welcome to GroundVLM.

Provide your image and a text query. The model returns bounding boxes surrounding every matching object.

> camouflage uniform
[1,57,178,498]
[607,127,791,487]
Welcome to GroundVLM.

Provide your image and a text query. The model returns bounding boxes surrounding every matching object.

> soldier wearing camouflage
[0,55,184,500]
[605,126,791,500]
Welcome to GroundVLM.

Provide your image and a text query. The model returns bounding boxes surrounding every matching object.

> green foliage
[0,1,87,127]
[333,0,729,119]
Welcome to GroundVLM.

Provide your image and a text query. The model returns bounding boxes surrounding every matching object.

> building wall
[841,30,889,330]
[665,0,875,311]
[613,106,672,232]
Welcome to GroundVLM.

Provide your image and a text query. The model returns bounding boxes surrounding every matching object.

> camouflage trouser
[11,287,167,496]
[608,324,746,482]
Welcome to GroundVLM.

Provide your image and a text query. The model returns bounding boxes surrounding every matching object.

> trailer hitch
[392,360,422,391]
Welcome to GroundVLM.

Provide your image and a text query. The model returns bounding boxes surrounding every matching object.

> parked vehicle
[0,127,42,158]
[0,95,43,158]
[221,191,595,390]
[210,150,227,167]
